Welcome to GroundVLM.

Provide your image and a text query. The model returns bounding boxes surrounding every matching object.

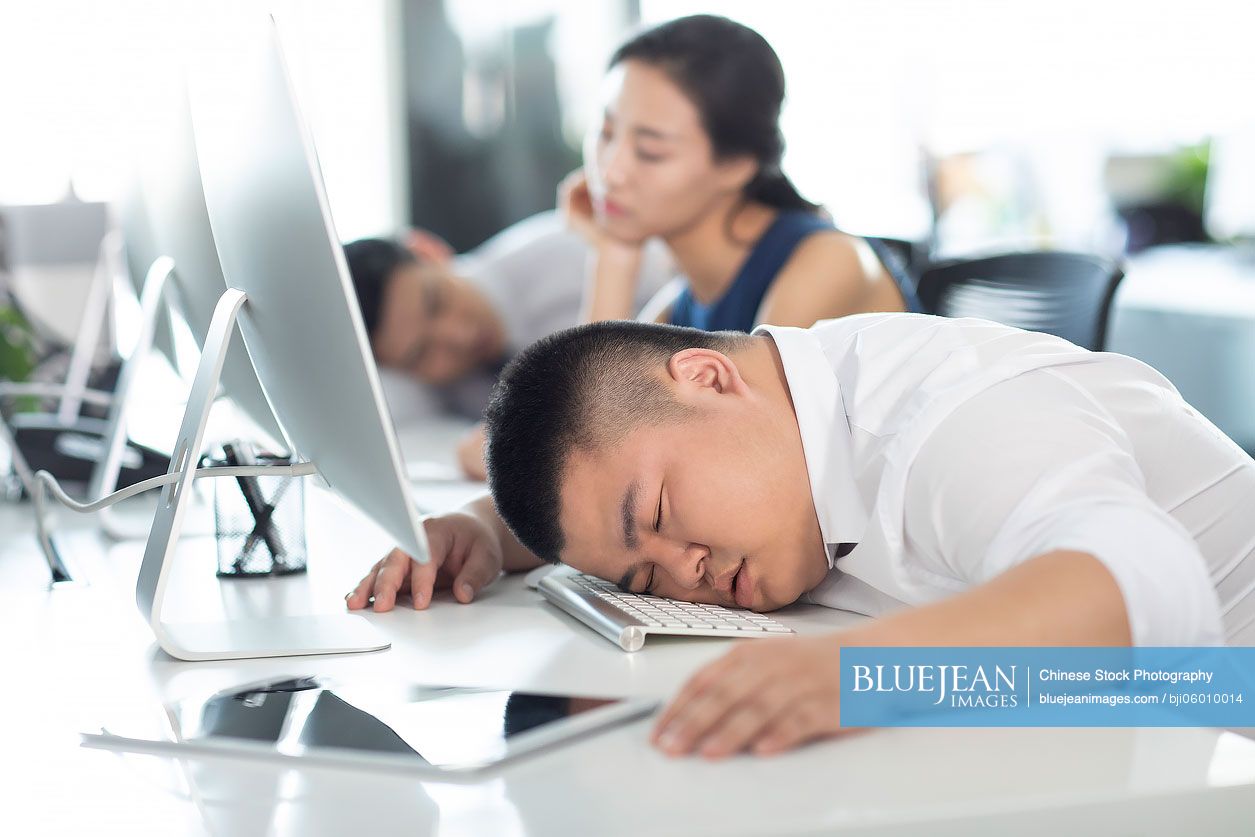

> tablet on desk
[82,675,657,776]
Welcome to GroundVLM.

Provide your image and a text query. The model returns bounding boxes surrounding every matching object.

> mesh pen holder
[208,452,308,578]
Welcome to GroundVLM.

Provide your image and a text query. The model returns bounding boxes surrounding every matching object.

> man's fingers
[408,554,441,610]
[348,514,501,612]
[655,679,758,756]
[654,652,769,755]
[693,682,799,759]
[451,545,501,603]
[687,701,772,760]
[750,713,808,756]
[405,228,454,265]
[370,550,413,612]
[751,698,837,756]
[345,563,383,610]
[652,648,749,737]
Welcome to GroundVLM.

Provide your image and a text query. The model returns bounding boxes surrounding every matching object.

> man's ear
[667,348,748,397]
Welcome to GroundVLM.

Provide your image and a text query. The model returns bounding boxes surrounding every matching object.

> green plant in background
[1162,141,1210,219]
[0,303,40,412]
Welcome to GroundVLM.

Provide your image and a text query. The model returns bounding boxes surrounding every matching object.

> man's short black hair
[342,237,416,339]
[484,320,751,564]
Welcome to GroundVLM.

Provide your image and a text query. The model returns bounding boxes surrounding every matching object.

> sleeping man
[348,313,1255,757]
[344,211,675,477]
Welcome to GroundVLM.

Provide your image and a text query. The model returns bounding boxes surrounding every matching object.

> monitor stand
[1,249,175,580]
[58,229,120,426]
[89,255,175,538]
[135,287,389,661]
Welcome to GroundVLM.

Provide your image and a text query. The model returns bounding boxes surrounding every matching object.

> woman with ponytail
[562,14,920,331]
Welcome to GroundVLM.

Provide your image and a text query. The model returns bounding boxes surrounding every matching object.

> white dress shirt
[757,314,1255,647]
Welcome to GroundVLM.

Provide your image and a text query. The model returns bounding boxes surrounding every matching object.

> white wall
[0,0,407,241]
[641,0,1255,240]
[269,0,409,240]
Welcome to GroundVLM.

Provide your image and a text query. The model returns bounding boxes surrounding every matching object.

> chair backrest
[865,235,927,278]
[916,251,1124,351]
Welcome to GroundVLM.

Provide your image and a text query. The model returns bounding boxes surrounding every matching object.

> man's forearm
[839,550,1134,647]
[463,492,545,572]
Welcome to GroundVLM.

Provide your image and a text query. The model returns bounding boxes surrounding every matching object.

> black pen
[223,440,285,562]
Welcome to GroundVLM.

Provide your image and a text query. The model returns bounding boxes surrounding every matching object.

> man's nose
[649,539,708,589]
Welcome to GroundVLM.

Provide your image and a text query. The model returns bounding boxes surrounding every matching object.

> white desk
[1108,243,1255,452]
[6,427,1255,836]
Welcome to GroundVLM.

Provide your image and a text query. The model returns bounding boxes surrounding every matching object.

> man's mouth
[732,559,753,609]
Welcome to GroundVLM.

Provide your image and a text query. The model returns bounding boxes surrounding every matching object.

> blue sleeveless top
[668,210,922,332]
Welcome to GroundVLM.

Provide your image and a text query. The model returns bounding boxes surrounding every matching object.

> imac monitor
[116,183,182,375]
[183,12,429,564]
[133,68,287,452]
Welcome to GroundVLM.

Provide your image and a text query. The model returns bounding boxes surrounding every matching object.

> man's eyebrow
[620,480,640,552]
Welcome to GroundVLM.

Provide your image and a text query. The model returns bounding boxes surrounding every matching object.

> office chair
[865,236,927,278]
[915,251,1125,351]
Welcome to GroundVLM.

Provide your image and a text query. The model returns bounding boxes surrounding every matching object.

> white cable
[33,462,317,582]
[0,381,115,408]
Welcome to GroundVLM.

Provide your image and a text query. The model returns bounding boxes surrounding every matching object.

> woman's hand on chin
[557,169,645,256]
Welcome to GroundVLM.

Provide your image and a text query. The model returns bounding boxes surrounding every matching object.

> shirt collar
[754,324,868,565]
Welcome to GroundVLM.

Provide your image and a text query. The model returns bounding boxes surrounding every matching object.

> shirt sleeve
[901,368,1223,646]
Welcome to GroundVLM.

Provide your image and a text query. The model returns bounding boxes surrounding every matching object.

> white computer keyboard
[537,569,794,652]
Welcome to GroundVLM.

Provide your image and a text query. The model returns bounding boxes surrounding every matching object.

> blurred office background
[2,0,1254,447]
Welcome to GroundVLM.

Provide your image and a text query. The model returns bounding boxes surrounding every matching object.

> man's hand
[404,228,455,265]
[648,550,1138,759]
[651,635,845,759]
[346,512,504,611]
[456,423,488,482]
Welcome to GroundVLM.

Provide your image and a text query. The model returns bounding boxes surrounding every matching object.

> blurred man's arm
[460,491,545,572]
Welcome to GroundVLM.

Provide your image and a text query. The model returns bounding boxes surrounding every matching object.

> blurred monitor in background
[1104,147,1210,254]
